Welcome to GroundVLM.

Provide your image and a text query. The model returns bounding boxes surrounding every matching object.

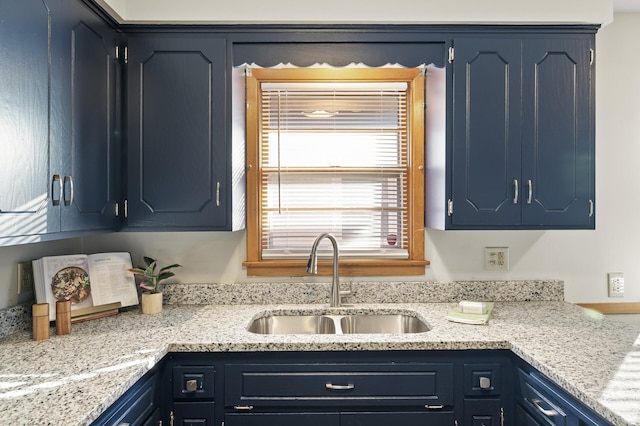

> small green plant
[128,256,181,294]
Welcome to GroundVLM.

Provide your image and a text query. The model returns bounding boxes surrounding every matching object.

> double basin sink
[247,311,430,335]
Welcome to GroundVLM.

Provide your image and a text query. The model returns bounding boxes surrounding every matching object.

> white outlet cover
[485,247,509,271]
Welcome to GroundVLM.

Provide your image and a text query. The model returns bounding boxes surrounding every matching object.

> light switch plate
[17,261,34,295]
[485,247,509,271]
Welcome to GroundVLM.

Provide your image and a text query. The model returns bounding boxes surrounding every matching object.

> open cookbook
[32,252,139,321]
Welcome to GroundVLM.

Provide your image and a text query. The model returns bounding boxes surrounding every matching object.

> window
[243,68,427,276]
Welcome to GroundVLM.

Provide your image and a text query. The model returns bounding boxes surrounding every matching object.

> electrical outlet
[608,272,624,298]
[17,261,34,295]
[485,247,509,271]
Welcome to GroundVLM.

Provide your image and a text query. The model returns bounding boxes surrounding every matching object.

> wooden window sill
[243,259,430,277]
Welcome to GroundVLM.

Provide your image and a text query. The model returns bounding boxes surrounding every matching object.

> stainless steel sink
[247,312,429,335]
[340,314,430,334]
[247,315,336,334]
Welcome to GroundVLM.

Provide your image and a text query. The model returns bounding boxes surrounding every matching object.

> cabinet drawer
[518,369,568,426]
[225,362,454,407]
[173,366,215,399]
[464,398,502,426]
[464,363,501,396]
[173,401,215,426]
[517,368,608,426]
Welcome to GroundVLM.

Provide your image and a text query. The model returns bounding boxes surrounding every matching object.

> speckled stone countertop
[0,281,638,426]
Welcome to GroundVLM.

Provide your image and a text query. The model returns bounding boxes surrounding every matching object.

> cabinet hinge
[124,199,128,218]
[115,45,128,64]
[448,46,455,63]
[245,67,252,77]
[115,202,119,217]
[589,48,594,65]
[447,199,454,216]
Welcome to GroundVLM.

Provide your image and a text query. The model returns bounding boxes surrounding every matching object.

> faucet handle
[339,281,353,301]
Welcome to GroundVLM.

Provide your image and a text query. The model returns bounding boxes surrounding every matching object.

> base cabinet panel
[226,412,339,426]
[341,411,455,426]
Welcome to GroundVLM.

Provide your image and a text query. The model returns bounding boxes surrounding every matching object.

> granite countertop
[0,281,638,426]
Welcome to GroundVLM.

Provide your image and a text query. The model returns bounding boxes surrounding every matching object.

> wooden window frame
[243,67,428,277]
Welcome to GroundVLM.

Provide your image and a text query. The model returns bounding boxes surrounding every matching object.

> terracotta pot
[141,292,163,314]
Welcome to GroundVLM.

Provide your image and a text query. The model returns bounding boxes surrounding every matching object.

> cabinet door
[451,38,522,227]
[226,412,339,426]
[521,38,594,228]
[50,0,119,232]
[0,0,52,243]
[341,411,455,426]
[127,35,228,229]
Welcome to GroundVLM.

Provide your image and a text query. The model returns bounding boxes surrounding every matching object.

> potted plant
[129,256,181,314]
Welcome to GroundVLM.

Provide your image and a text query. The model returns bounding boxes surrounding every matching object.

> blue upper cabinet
[521,38,594,228]
[50,0,120,233]
[0,0,51,245]
[444,33,595,229]
[451,38,523,227]
[0,0,120,247]
[125,35,236,230]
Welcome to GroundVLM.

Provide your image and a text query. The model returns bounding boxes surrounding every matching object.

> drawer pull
[185,379,198,392]
[531,398,558,417]
[425,404,445,410]
[479,376,491,389]
[325,383,355,390]
[234,405,254,411]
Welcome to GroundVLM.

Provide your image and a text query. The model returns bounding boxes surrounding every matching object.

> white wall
[98,0,613,25]
[0,13,638,309]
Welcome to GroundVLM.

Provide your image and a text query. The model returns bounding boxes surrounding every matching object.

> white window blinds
[259,81,410,259]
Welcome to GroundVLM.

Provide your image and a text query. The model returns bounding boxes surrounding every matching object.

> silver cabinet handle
[513,179,518,204]
[527,179,532,204]
[216,181,221,207]
[326,383,354,390]
[63,176,74,206]
[233,405,254,411]
[51,175,62,206]
[530,398,558,417]
[425,404,445,410]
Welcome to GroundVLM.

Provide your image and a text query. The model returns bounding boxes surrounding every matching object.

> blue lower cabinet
[515,361,611,425]
[91,368,158,426]
[95,350,611,426]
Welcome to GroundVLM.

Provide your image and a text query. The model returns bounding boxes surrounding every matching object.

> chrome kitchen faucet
[306,233,342,308]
